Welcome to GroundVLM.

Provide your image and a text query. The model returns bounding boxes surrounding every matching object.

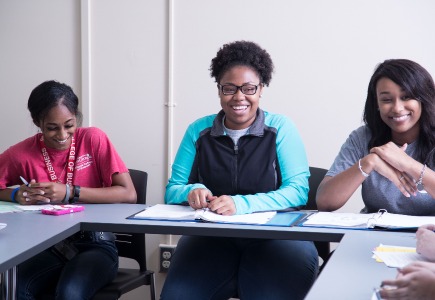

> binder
[300,210,435,230]
[127,204,308,227]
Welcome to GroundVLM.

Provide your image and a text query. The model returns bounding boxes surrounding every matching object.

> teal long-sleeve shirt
[165,109,310,215]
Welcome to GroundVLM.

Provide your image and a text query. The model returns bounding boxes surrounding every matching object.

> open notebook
[301,210,435,230]
[129,204,277,225]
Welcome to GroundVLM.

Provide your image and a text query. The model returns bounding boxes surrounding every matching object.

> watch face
[417,183,427,194]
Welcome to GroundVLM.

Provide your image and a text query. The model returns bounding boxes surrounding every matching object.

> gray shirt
[327,125,435,215]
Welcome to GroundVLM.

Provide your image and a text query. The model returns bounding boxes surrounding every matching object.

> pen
[20,176,30,187]
[373,287,382,300]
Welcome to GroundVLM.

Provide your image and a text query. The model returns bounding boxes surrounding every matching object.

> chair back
[129,168,148,205]
[306,167,328,210]
[112,169,148,271]
[305,167,331,263]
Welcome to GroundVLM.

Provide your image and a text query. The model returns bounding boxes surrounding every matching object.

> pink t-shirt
[0,127,128,189]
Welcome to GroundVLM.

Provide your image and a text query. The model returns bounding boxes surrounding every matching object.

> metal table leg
[1,267,17,300]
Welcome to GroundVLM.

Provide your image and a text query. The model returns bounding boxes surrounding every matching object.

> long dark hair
[363,59,435,164]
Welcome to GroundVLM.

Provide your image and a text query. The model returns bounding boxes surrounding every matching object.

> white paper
[302,211,435,229]
[0,201,22,213]
[134,204,196,220]
[134,204,276,225]
[14,204,55,211]
[197,209,276,225]
[372,251,431,268]
[302,212,374,228]
[375,213,435,229]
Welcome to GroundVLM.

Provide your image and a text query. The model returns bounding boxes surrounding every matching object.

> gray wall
[1,0,435,298]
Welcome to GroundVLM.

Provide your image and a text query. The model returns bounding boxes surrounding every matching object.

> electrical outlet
[159,244,176,273]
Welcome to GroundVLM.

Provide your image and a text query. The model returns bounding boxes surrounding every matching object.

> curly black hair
[209,40,274,86]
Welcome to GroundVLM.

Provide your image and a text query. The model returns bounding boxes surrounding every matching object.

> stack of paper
[372,244,431,268]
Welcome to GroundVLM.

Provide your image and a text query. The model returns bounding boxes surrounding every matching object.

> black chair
[305,166,331,266]
[92,168,156,300]
[42,169,156,300]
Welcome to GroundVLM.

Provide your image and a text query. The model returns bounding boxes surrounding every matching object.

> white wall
[1,1,435,299]
[0,0,80,145]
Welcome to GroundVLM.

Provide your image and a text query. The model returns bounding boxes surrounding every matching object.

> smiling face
[218,65,263,130]
[38,104,77,150]
[376,77,422,144]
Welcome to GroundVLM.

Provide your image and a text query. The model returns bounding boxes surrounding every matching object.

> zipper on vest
[233,144,238,191]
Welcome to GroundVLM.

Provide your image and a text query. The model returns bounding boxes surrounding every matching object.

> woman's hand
[367,149,416,197]
[370,142,410,172]
[16,179,50,204]
[380,265,435,299]
[208,195,236,216]
[400,261,435,274]
[416,224,435,260]
[187,189,236,215]
[23,181,69,204]
[188,188,216,209]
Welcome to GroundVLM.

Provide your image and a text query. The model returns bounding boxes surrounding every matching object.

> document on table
[301,210,435,230]
[0,201,23,213]
[372,244,432,268]
[130,204,277,225]
[0,201,53,213]
[15,204,55,211]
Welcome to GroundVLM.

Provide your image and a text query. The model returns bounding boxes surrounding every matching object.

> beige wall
[1,0,435,298]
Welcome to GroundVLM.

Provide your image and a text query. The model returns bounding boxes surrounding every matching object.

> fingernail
[25,198,30,202]
[23,192,27,196]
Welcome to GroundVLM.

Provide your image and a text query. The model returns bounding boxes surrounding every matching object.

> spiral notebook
[301,209,435,230]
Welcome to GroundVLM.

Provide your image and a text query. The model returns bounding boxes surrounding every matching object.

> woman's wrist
[63,184,71,203]
[358,159,370,177]
[358,155,375,178]
[69,185,75,200]
[10,187,20,203]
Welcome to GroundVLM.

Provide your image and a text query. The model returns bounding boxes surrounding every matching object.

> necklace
[56,164,68,184]
[38,134,76,185]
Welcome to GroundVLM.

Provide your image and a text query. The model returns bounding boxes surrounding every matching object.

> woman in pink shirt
[0,80,136,299]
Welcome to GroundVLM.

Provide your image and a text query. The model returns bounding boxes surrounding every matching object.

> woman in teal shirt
[161,40,318,300]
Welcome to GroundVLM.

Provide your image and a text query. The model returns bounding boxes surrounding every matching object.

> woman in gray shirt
[317,59,435,215]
